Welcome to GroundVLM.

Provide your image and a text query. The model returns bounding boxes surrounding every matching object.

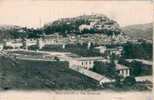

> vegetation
[123,76,136,86]
[0,25,43,40]
[103,80,152,91]
[0,56,99,90]
[118,58,152,76]
[92,61,120,79]
[122,23,152,40]
[0,56,152,91]
[122,41,152,60]
[41,43,102,57]
[43,14,121,36]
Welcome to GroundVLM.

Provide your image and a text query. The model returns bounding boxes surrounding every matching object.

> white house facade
[0,44,4,51]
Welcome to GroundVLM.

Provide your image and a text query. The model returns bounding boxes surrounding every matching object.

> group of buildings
[0,32,132,85]
[67,56,130,78]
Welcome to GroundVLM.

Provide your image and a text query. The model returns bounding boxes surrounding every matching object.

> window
[86,62,88,65]
[121,70,124,75]
[81,62,84,65]
[89,61,91,64]
[125,70,128,75]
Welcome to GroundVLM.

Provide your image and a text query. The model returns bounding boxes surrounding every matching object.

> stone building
[4,40,23,49]
[69,57,110,69]
[115,61,130,77]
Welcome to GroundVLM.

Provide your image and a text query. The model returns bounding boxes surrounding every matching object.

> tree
[130,60,142,76]
[122,41,152,60]
[118,58,130,66]
[54,57,60,61]
[123,76,136,86]
[92,61,118,79]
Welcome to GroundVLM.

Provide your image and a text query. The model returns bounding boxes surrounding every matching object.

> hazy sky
[0,0,153,28]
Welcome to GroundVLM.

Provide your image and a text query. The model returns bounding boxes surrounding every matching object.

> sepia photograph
[0,0,153,100]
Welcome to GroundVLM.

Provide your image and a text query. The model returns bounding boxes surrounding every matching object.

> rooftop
[115,63,129,70]
[95,46,106,49]
[71,57,105,61]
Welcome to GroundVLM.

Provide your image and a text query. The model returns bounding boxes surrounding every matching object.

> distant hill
[0,25,43,40]
[0,25,28,40]
[122,23,153,40]
[43,14,122,36]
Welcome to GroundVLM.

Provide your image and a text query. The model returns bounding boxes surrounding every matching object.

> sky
[0,0,153,28]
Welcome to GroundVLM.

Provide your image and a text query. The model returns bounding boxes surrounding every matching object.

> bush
[123,76,136,86]
[4,46,13,49]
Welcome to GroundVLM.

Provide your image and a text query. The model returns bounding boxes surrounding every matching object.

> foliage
[0,25,43,40]
[41,44,102,57]
[3,46,13,49]
[118,58,152,76]
[92,61,118,79]
[43,14,121,36]
[122,41,152,60]
[122,23,152,40]
[0,56,99,90]
[130,61,142,76]
[123,76,136,86]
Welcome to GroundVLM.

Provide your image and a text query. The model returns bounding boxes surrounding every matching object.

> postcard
[0,0,153,100]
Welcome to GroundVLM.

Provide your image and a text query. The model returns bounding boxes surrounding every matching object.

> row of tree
[122,40,152,60]
[118,58,152,76]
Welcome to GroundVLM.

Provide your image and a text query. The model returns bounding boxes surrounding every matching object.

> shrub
[123,76,136,86]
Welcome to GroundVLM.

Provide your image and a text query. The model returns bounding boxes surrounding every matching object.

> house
[69,57,109,69]
[4,40,23,49]
[37,37,67,49]
[106,46,123,56]
[94,24,103,30]
[70,64,114,85]
[94,46,107,54]
[23,39,37,49]
[79,24,92,32]
[37,38,44,49]
[115,61,130,77]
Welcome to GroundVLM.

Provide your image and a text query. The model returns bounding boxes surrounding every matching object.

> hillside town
[0,14,153,91]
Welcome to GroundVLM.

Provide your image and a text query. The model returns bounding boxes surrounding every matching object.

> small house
[115,61,130,77]
[94,46,107,54]
[69,57,109,69]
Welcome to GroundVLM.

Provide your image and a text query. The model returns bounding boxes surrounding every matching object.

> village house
[0,43,4,51]
[37,34,68,49]
[79,24,92,32]
[106,46,123,56]
[94,46,107,54]
[68,55,130,78]
[4,39,23,49]
[115,61,130,77]
[69,57,110,69]
[23,39,37,49]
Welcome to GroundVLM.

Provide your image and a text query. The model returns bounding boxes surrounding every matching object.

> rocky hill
[43,14,122,36]
[122,23,152,40]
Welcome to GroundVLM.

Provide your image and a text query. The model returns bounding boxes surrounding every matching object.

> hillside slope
[0,56,98,90]
[0,25,28,40]
[122,23,153,40]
